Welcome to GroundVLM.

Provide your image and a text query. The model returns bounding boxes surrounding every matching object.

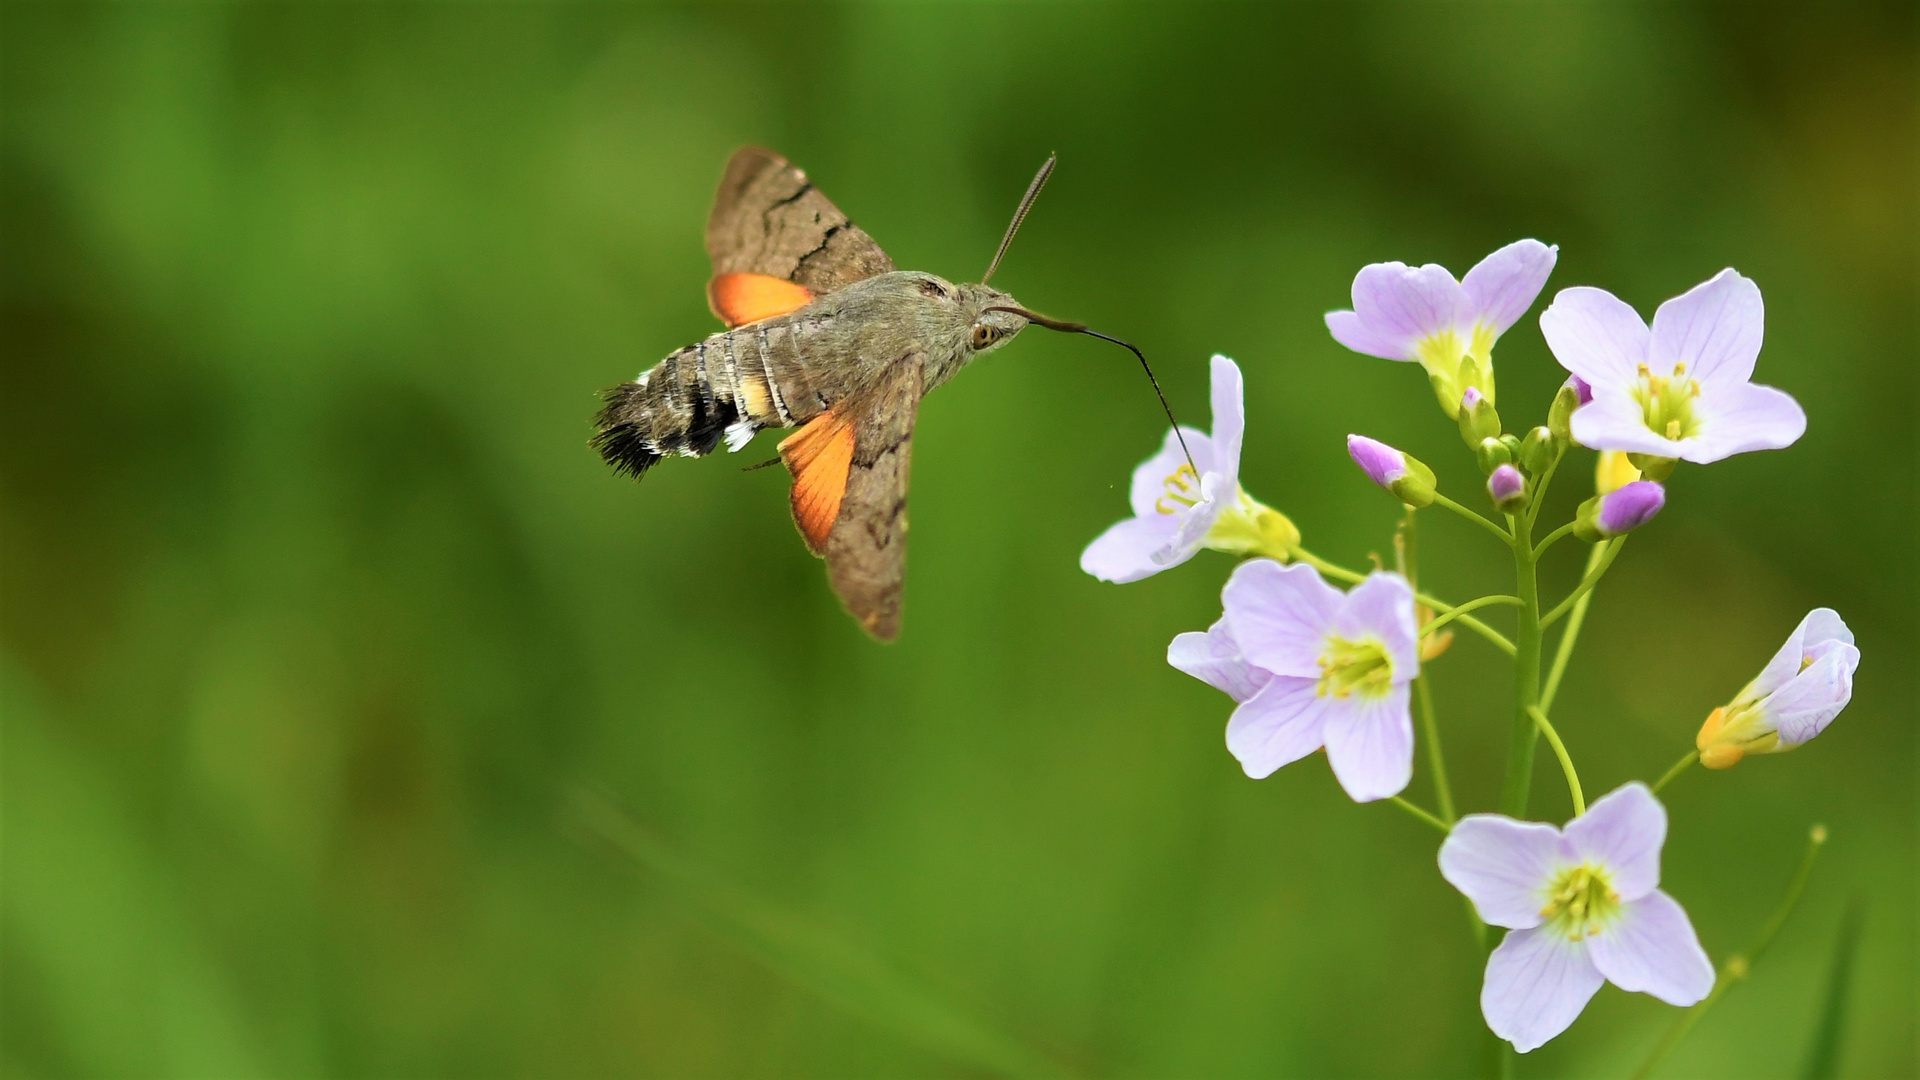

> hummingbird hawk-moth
[592,147,1182,640]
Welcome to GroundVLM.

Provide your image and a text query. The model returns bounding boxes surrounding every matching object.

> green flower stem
[1422,594,1522,637]
[1651,749,1700,795]
[1415,675,1456,825]
[1540,536,1625,629]
[1431,492,1513,543]
[1630,825,1829,1080]
[1539,540,1611,714]
[1531,519,1580,559]
[1398,510,1459,829]
[1293,549,1517,656]
[1524,444,1565,531]
[1389,795,1451,834]
[1527,706,1585,816]
[1500,513,1542,818]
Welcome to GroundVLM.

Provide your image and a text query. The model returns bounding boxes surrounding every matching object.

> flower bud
[1475,436,1512,475]
[1458,387,1502,446]
[1595,450,1641,494]
[1574,480,1665,541]
[1486,464,1528,513]
[1697,609,1859,769]
[1519,427,1554,473]
[1548,377,1588,444]
[1347,434,1436,508]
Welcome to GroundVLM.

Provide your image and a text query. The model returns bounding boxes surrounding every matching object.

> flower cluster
[1080,241,1860,1057]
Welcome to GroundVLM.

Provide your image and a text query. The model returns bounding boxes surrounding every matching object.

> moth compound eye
[971,324,998,350]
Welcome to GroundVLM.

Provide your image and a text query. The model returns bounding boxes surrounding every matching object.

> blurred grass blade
[568,789,1076,1079]
[1799,900,1865,1080]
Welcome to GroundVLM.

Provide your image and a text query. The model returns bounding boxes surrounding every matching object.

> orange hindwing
[778,412,856,554]
[708,273,815,328]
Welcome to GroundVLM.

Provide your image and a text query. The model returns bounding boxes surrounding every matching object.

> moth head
[958,284,1029,356]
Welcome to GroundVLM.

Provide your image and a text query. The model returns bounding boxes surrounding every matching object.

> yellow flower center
[1540,864,1621,940]
[1316,636,1394,700]
[1632,362,1704,442]
[1156,464,1202,514]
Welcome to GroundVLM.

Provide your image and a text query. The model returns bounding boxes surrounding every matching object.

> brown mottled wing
[825,358,922,641]
[706,147,894,295]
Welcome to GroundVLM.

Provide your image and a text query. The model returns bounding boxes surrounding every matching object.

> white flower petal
[1461,239,1558,338]
[1481,927,1606,1054]
[1208,355,1246,489]
[1764,643,1858,747]
[1222,560,1344,679]
[1326,309,1413,361]
[1562,783,1665,902]
[1439,815,1563,929]
[1540,286,1650,389]
[1352,262,1468,344]
[1746,607,1852,702]
[1080,515,1184,583]
[1128,427,1216,518]
[1587,890,1715,1006]
[1330,572,1420,684]
[1168,619,1272,704]
[1684,382,1806,463]
[1320,684,1413,802]
[1225,676,1331,779]
[1649,268,1764,390]
[1569,392,1679,457]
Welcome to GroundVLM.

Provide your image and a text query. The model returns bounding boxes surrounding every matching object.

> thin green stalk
[1423,594,1522,637]
[1527,706,1584,816]
[1524,445,1565,531]
[1651,750,1699,795]
[1389,795,1451,834]
[1415,675,1455,824]
[1500,514,1542,818]
[1294,549,1516,656]
[1432,492,1513,543]
[1540,536,1624,628]
[1631,826,1829,1080]
[1531,519,1580,559]
[1539,539,1610,713]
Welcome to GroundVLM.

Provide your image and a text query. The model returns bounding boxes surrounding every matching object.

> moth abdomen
[593,331,772,480]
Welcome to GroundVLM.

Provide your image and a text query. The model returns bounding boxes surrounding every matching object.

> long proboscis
[981,305,1196,473]
[981,154,1056,287]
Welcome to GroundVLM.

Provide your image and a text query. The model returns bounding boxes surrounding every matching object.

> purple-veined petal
[1168,618,1272,704]
[1225,676,1331,779]
[1325,309,1412,361]
[1587,890,1715,1006]
[1763,643,1858,747]
[1461,239,1558,337]
[1352,262,1468,344]
[1128,427,1216,518]
[1481,927,1606,1054]
[1320,684,1414,802]
[1168,470,1232,556]
[1440,816,1564,929]
[1223,559,1343,679]
[1650,268,1764,389]
[1540,286,1651,388]
[1330,572,1420,684]
[1081,515,1184,583]
[1562,782,1666,902]
[1208,355,1246,488]
[1569,392,1678,458]
[1746,608,1853,702]
[1682,382,1806,463]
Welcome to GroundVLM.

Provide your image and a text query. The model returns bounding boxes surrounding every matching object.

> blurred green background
[4,3,1913,1077]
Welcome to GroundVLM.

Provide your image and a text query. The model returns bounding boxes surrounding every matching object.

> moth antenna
[980,305,1197,474]
[981,153,1056,286]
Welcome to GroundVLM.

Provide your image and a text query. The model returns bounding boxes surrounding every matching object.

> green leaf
[1799,900,1865,1080]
